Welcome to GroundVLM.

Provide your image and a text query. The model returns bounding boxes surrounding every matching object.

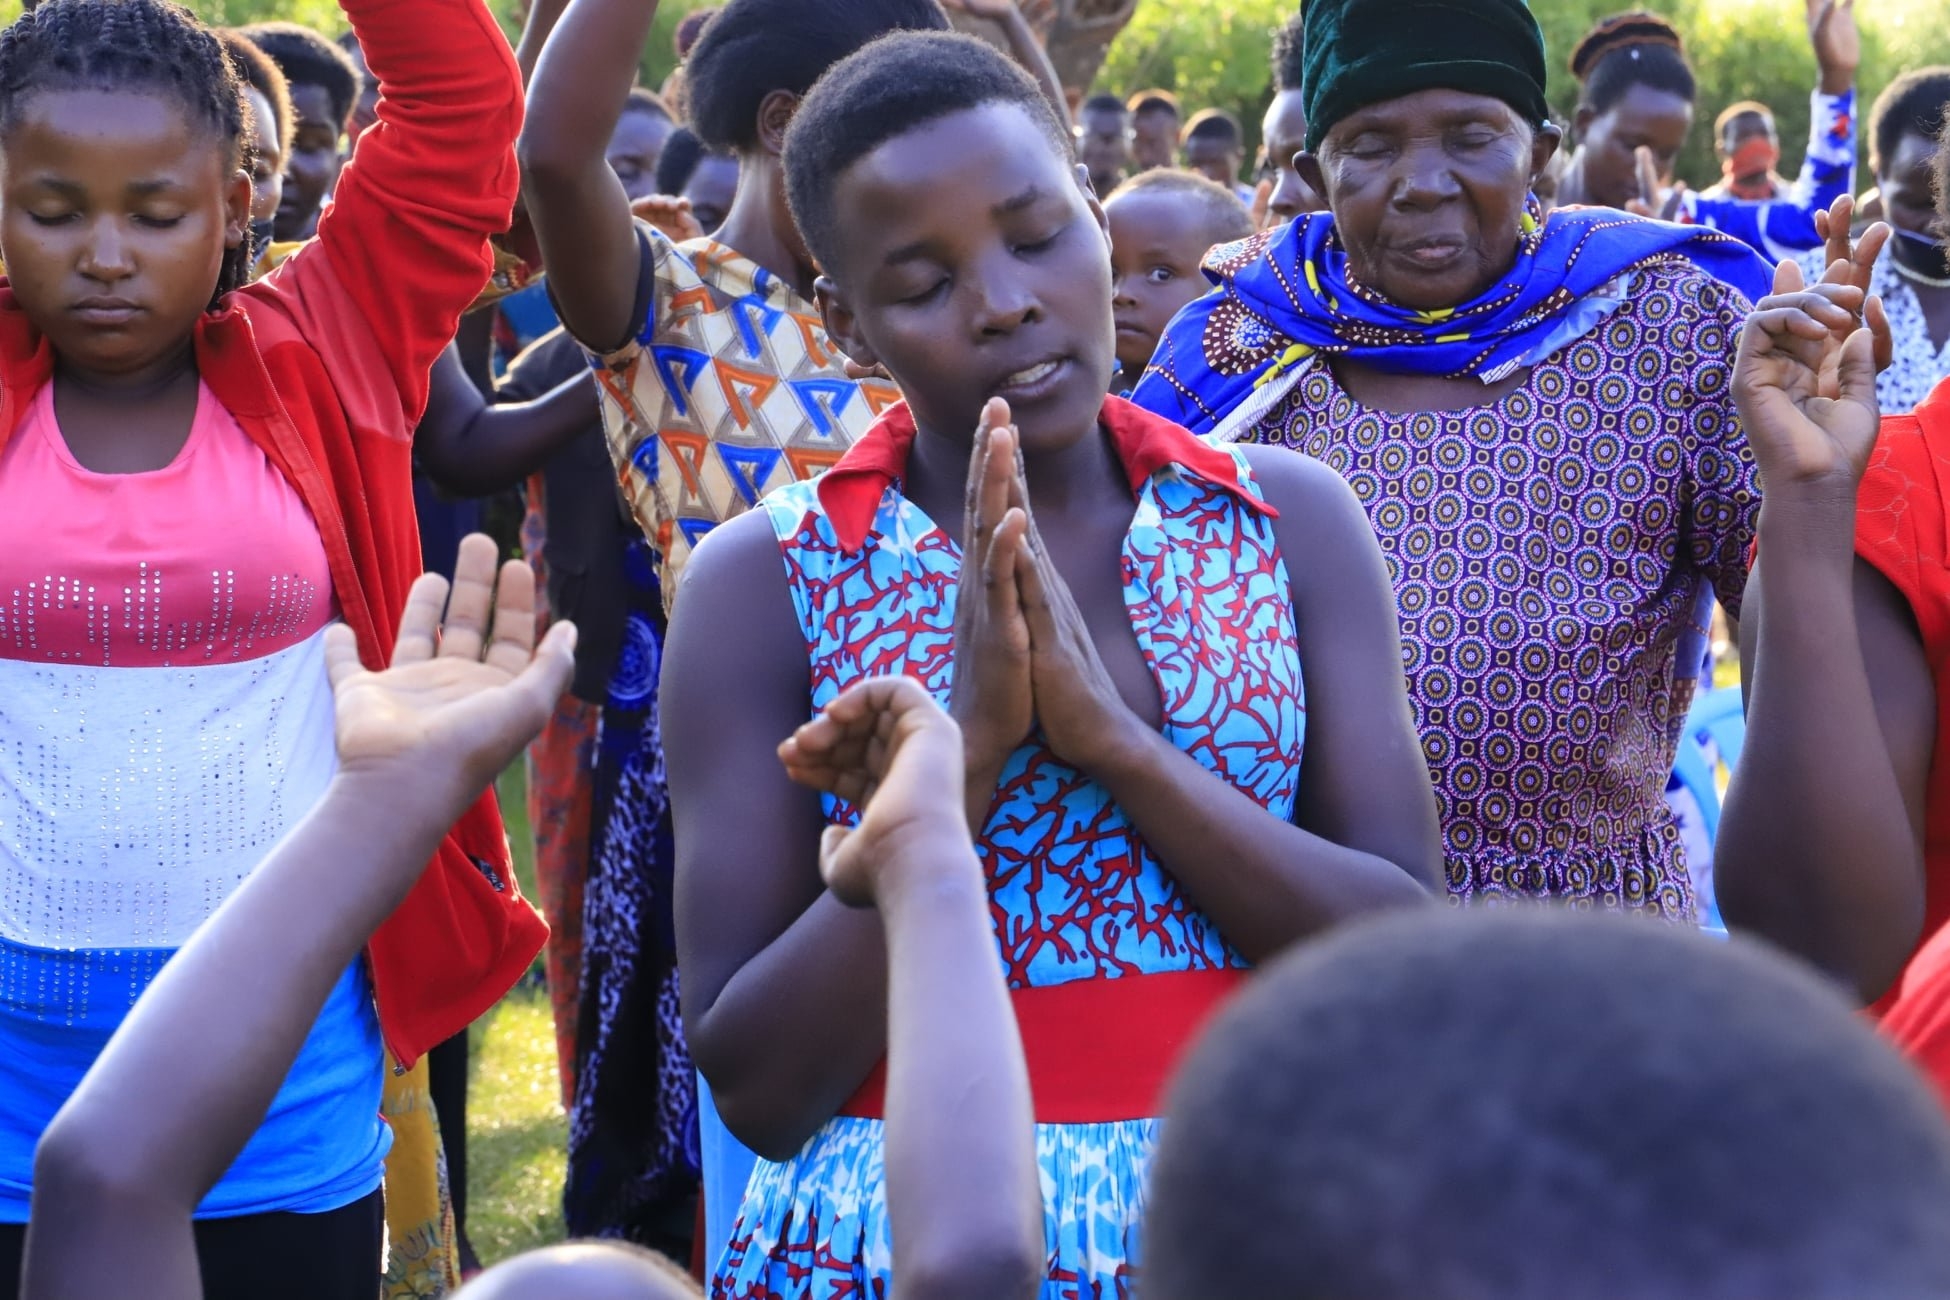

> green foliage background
[3,0,1945,188]
[1101,0,1950,187]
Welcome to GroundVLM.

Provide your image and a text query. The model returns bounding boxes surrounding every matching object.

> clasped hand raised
[1733,194,1893,502]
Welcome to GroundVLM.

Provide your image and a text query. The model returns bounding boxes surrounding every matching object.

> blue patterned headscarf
[1130,203,1774,437]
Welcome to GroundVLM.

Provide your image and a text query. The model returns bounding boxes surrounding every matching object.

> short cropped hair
[684,0,947,154]
[1106,168,1252,246]
[1126,88,1180,120]
[1081,91,1127,118]
[1870,67,1950,177]
[219,27,294,156]
[784,31,1070,277]
[238,20,359,133]
[1715,98,1774,142]
[1145,910,1950,1300]
[1180,106,1242,149]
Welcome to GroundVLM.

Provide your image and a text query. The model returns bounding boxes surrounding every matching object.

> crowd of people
[3,0,1950,1294]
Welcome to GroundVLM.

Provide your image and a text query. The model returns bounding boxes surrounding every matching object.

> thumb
[1837,326,1881,412]
[819,824,873,907]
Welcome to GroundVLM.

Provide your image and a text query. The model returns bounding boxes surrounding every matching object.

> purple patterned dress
[1235,258,1758,916]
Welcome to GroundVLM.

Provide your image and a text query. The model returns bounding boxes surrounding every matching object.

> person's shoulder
[1632,255,1753,322]
[672,507,789,612]
[1236,443,1371,542]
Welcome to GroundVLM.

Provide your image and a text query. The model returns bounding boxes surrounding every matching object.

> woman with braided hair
[1556,6,1860,263]
[0,0,538,1294]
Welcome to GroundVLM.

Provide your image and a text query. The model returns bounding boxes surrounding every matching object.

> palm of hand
[333,657,528,777]
[1737,323,1878,488]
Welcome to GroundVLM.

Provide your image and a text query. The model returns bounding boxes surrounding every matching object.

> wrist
[875,842,989,917]
[1817,70,1855,96]
[1757,492,1861,572]
[1068,707,1155,784]
[328,764,475,850]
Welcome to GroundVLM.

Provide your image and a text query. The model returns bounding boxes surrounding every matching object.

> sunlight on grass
[468,987,567,1265]
[466,765,566,1266]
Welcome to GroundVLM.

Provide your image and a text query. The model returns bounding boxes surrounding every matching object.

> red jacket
[0,0,543,1065]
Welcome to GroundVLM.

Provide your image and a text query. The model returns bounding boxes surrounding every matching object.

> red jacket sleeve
[272,0,523,429]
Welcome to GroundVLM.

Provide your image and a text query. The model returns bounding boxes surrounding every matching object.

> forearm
[692,896,892,1160]
[518,0,654,349]
[30,774,453,1278]
[514,0,574,84]
[881,860,1041,1300]
[1791,87,1856,205]
[1086,717,1431,962]
[420,376,599,497]
[1717,510,1924,999]
[995,8,1071,138]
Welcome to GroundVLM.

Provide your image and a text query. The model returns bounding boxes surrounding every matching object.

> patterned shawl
[1130,202,1773,437]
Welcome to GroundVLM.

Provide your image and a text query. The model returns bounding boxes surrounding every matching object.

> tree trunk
[948,0,1141,102]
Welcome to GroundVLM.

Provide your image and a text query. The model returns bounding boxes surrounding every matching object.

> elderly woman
[1134,0,1773,919]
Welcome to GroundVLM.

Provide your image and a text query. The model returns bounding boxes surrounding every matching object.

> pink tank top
[0,381,334,665]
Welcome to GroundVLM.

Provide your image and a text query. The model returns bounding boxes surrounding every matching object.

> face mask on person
[1720,136,1779,200]
[1891,224,1950,281]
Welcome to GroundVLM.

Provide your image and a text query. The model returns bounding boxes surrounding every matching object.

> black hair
[1145,911,1950,1300]
[784,30,1069,278]
[238,21,359,134]
[1570,11,1695,117]
[1181,107,1242,149]
[0,0,253,307]
[654,124,705,195]
[1107,168,1253,246]
[684,0,948,155]
[219,27,293,157]
[1081,91,1127,118]
[1714,98,1773,146]
[1869,67,1950,177]
[674,5,718,59]
[622,85,673,124]
[1272,10,1305,94]
[1127,88,1180,120]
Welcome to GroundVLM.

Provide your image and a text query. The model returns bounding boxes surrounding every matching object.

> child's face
[1107,191,1217,378]
[0,89,248,382]
[819,102,1115,457]
[1182,137,1242,189]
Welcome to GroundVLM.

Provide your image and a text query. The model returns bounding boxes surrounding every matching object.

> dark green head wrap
[1301,0,1551,152]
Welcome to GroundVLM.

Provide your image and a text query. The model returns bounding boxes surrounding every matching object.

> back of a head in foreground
[455,1242,699,1300]
[1145,910,1950,1300]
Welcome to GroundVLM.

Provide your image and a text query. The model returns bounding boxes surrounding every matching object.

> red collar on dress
[815,393,1276,552]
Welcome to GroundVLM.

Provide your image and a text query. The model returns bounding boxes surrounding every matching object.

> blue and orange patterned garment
[577,223,902,609]
[1138,251,1759,919]
[711,396,1304,1299]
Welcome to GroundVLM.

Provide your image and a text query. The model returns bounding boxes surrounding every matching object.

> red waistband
[837,967,1247,1125]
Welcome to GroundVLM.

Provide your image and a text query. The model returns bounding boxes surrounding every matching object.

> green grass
[465,768,569,1267]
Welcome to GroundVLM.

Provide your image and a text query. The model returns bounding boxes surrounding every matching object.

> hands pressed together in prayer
[944,398,1138,824]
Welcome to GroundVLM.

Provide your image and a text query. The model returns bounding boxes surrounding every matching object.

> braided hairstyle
[0,0,254,308]
[1570,11,1695,116]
